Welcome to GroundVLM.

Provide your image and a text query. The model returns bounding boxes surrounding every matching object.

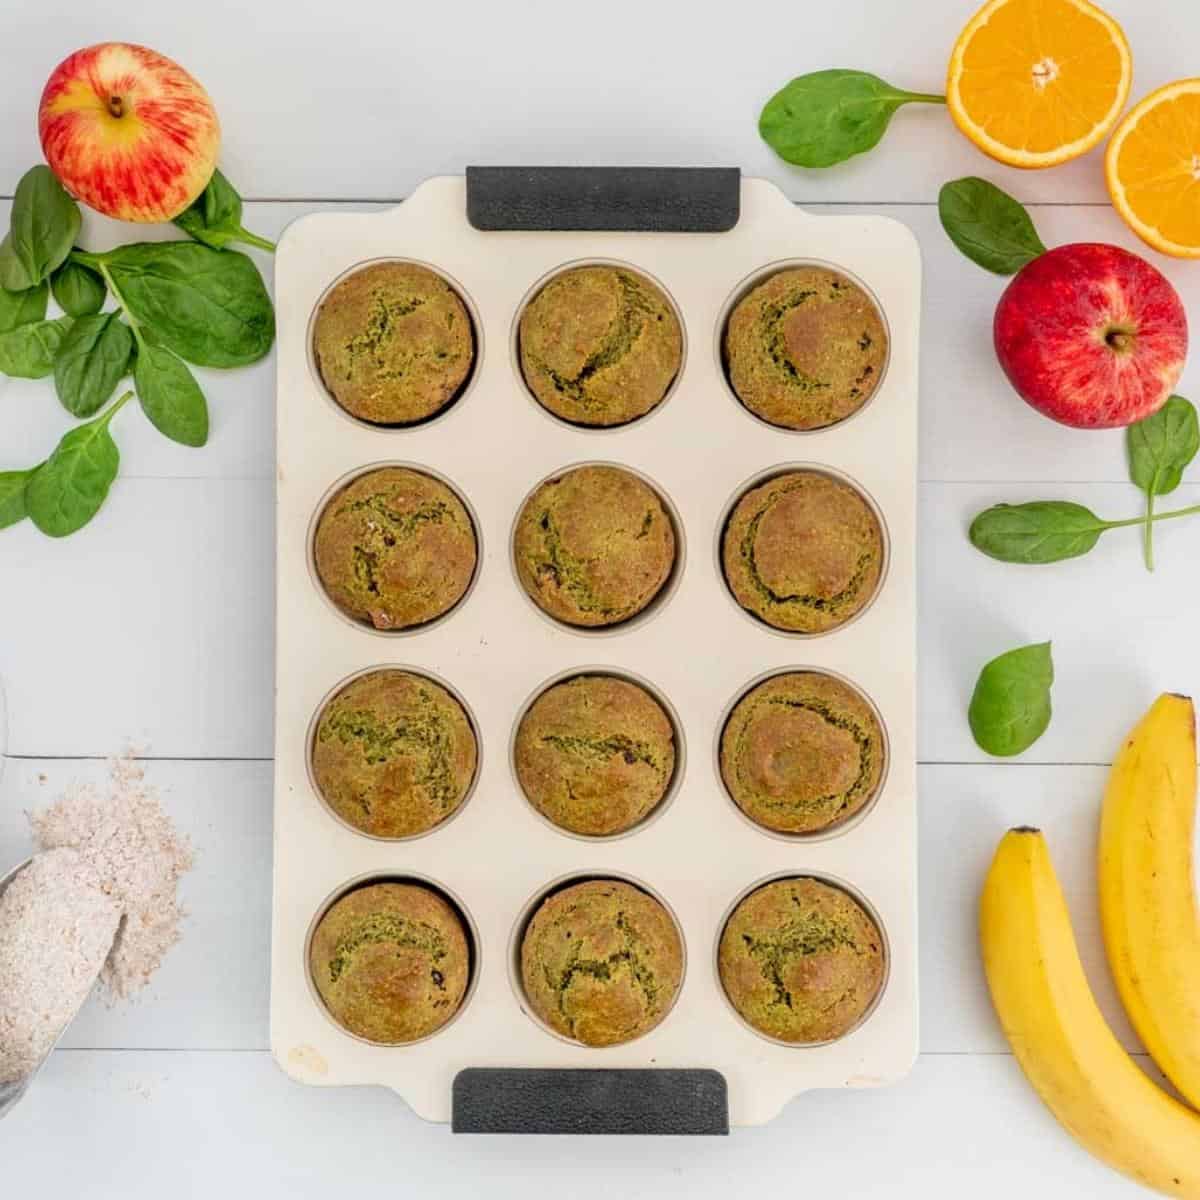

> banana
[1099,693,1200,1108]
[981,827,1200,1198]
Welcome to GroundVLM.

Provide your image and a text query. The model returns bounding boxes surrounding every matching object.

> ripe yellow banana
[981,827,1200,1198]
[1099,692,1200,1109]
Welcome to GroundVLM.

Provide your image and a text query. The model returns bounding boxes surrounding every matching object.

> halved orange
[1106,79,1200,259]
[947,0,1132,169]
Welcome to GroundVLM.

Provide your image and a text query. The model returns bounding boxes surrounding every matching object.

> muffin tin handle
[452,1067,729,1135]
[465,167,741,233]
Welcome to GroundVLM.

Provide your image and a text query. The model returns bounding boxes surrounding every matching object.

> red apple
[993,243,1187,429]
[38,43,220,223]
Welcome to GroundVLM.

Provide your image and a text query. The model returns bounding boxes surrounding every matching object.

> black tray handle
[465,167,740,233]
[452,1067,729,1135]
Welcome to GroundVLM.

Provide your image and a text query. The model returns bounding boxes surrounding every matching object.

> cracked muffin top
[313,466,477,631]
[515,675,675,837]
[520,879,683,1046]
[724,266,887,430]
[518,265,682,427]
[719,877,884,1043]
[309,881,470,1044]
[312,670,478,839]
[720,672,884,835]
[513,465,676,628]
[722,471,883,634]
[312,261,474,426]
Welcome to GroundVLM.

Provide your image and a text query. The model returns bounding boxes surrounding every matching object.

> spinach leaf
[0,315,73,378]
[938,177,1046,275]
[51,260,106,317]
[1,166,81,289]
[0,468,34,530]
[969,501,1113,563]
[99,241,275,367]
[173,169,276,253]
[969,642,1054,757]
[759,70,944,168]
[1127,395,1199,571]
[53,312,134,417]
[135,341,209,446]
[0,281,49,333]
[25,391,130,538]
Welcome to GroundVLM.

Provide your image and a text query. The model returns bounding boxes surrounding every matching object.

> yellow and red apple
[38,43,220,223]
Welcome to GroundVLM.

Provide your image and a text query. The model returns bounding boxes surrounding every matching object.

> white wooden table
[1,0,1198,1193]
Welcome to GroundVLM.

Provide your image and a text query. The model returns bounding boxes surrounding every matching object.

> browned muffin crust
[312,670,478,839]
[312,261,474,426]
[721,471,883,634]
[313,467,477,631]
[519,266,682,427]
[719,877,884,1043]
[309,881,470,1043]
[520,879,683,1046]
[513,465,676,628]
[515,675,675,836]
[720,672,884,834]
[724,266,887,430]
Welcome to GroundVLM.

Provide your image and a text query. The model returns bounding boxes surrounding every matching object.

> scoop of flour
[0,849,121,1084]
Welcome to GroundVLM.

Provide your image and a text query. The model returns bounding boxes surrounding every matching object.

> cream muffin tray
[271,169,920,1133]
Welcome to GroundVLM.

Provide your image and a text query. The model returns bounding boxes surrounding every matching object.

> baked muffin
[519,266,682,427]
[309,881,470,1043]
[515,675,675,836]
[520,879,683,1046]
[312,261,474,425]
[513,465,676,628]
[313,467,477,631]
[719,877,884,1043]
[722,471,883,634]
[720,672,884,835]
[312,670,478,838]
[724,266,887,430]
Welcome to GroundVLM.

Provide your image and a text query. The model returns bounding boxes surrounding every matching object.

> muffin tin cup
[272,175,920,1128]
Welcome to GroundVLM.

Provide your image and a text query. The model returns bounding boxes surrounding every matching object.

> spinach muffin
[513,465,676,628]
[722,471,883,634]
[720,672,884,835]
[518,265,682,427]
[312,670,478,839]
[515,675,675,836]
[312,261,474,425]
[520,879,683,1046]
[724,266,887,430]
[719,877,884,1043]
[309,881,470,1043]
[313,466,477,631]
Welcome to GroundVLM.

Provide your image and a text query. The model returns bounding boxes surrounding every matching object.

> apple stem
[107,96,124,118]
[1106,329,1135,353]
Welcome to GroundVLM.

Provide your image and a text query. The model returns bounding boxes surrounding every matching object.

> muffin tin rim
[712,871,892,1050]
[302,870,484,1049]
[508,459,688,638]
[507,664,688,843]
[306,459,485,638]
[711,665,892,845]
[506,870,689,1050]
[304,663,484,844]
[713,256,893,435]
[713,461,892,641]
[509,256,688,435]
[305,255,485,433]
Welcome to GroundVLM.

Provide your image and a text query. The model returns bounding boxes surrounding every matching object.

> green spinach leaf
[99,241,275,367]
[0,281,49,333]
[2,166,81,289]
[938,177,1046,275]
[25,391,130,538]
[51,260,107,317]
[0,468,34,530]
[53,312,134,417]
[173,169,276,253]
[1127,395,1199,571]
[969,642,1054,757]
[969,501,1113,563]
[759,70,944,168]
[0,315,73,378]
[135,341,209,446]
